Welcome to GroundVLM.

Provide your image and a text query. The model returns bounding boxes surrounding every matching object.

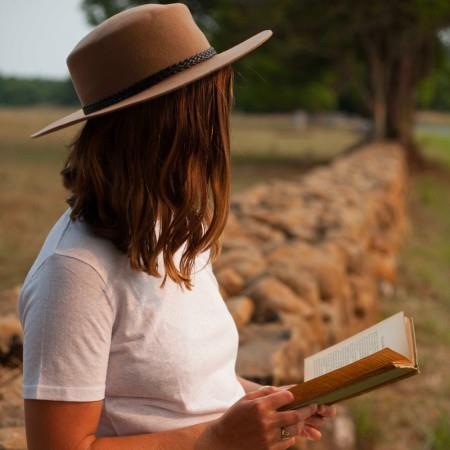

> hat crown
[67,3,211,106]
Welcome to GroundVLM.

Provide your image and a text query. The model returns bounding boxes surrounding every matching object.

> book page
[304,312,411,381]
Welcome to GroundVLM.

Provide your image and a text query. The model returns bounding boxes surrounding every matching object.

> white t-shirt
[18,208,246,437]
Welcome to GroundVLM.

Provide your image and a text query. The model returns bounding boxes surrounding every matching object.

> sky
[0,0,93,79]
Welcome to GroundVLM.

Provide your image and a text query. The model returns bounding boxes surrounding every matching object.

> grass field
[0,106,362,290]
[1,107,449,449]
[349,123,450,450]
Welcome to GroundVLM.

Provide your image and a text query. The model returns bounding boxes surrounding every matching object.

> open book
[277,311,419,411]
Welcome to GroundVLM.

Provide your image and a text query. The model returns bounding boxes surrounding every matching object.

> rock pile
[0,286,26,450]
[213,142,407,386]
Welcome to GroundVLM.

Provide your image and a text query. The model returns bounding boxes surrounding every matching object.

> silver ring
[280,426,291,440]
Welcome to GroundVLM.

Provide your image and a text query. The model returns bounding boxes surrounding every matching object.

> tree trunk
[363,35,389,141]
[372,94,387,140]
[386,53,414,144]
[385,52,427,168]
[364,43,428,169]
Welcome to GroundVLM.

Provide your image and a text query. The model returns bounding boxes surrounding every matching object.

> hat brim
[30,29,273,139]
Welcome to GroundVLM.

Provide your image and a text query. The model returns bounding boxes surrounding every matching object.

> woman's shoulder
[18,209,128,314]
[23,251,107,296]
[17,250,117,332]
[29,208,128,286]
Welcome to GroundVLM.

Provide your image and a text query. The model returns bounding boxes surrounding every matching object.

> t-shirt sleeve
[18,253,115,401]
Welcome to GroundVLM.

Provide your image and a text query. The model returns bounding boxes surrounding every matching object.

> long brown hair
[61,65,234,291]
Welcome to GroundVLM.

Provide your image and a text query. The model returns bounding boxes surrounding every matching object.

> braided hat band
[82,46,217,114]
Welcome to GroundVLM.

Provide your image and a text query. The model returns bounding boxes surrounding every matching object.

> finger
[293,403,318,420]
[271,436,297,450]
[304,425,322,441]
[278,383,296,390]
[244,386,279,401]
[302,425,322,441]
[280,422,301,438]
[304,415,325,429]
[261,389,296,410]
[272,410,306,428]
[298,427,310,439]
[317,404,337,417]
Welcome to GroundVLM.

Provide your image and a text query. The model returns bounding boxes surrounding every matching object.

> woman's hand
[298,404,337,440]
[208,386,321,450]
[275,384,337,440]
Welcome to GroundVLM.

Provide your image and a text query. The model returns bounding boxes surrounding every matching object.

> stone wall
[213,142,407,386]
[0,142,407,449]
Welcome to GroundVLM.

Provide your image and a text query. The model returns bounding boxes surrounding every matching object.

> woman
[19,3,336,449]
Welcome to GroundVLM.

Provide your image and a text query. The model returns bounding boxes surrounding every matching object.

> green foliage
[80,0,342,112]
[417,49,450,111]
[349,399,380,450]
[79,0,450,121]
[0,75,78,106]
[416,129,450,168]
[233,56,337,112]
[4,0,450,119]
[425,411,450,450]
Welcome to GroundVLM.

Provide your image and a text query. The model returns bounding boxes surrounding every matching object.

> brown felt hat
[30,2,273,139]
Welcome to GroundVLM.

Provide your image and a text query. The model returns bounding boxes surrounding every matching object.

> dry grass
[0,107,362,290]
[347,132,450,450]
[230,112,359,158]
[1,107,449,450]
[0,107,75,290]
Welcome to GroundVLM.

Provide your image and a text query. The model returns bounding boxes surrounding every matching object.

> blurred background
[0,1,449,449]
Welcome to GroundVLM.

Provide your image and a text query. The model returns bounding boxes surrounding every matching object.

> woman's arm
[90,422,216,450]
[25,399,220,450]
[25,391,330,450]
